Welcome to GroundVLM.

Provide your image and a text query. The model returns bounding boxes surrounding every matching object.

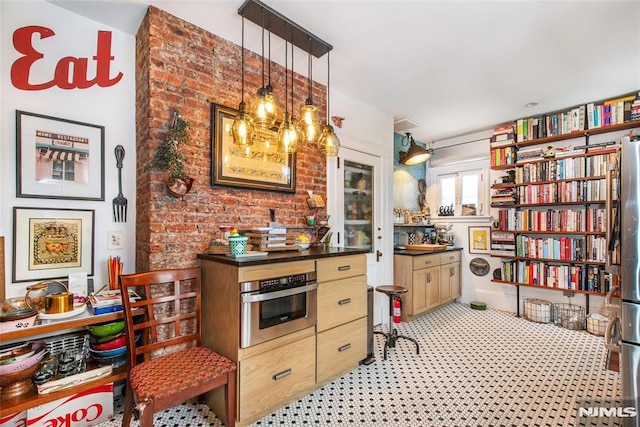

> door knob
[376,250,383,262]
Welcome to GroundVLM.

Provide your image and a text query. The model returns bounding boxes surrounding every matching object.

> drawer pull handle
[273,369,292,381]
[449,256,455,260]
[338,265,351,271]
[338,298,352,305]
[338,343,352,352]
[427,272,432,282]
[424,260,432,265]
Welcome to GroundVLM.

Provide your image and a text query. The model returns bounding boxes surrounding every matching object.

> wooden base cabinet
[394,250,462,321]
[239,335,316,422]
[316,255,367,385]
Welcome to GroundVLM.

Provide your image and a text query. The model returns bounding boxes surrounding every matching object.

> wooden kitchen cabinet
[394,249,462,321]
[316,255,367,385]
[440,251,461,302]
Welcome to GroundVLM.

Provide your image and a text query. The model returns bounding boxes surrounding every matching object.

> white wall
[1,0,136,297]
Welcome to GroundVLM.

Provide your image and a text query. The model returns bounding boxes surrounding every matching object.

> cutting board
[403,244,447,251]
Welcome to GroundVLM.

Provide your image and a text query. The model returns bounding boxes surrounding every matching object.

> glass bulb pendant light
[300,37,320,144]
[232,16,255,146]
[277,32,300,154]
[318,51,340,156]
[249,8,278,129]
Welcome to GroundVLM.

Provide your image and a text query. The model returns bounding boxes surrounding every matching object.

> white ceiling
[49,0,640,147]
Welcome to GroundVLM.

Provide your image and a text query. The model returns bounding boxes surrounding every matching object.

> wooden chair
[118,267,236,427]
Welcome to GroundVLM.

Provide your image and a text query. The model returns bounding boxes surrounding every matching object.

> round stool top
[375,285,408,296]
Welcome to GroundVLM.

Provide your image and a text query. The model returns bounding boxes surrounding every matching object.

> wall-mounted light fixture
[399,132,432,166]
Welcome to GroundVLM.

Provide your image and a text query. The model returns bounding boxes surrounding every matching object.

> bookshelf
[489,92,639,315]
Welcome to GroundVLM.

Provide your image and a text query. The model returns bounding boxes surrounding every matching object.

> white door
[328,147,389,325]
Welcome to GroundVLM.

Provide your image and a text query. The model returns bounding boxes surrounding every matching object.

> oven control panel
[240,271,317,293]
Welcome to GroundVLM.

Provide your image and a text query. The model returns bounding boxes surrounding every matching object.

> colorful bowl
[89,345,127,358]
[0,341,47,377]
[90,334,126,351]
[88,320,125,337]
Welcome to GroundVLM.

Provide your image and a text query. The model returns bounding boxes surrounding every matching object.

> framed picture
[210,103,296,193]
[13,207,95,282]
[468,226,490,254]
[16,110,105,200]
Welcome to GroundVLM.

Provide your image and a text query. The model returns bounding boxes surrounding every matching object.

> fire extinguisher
[393,296,401,324]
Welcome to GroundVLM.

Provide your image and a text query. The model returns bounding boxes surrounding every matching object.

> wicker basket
[523,299,553,323]
[553,303,586,330]
[586,314,608,336]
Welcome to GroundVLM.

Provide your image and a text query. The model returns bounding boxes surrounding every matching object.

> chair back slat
[119,267,202,368]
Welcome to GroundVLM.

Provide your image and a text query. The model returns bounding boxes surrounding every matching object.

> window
[435,168,485,216]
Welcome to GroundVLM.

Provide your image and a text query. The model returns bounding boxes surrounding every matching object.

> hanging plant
[151,110,194,197]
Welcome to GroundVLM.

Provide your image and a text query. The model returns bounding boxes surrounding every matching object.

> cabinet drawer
[317,317,367,384]
[317,275,367,331]
[316,255,366,282]
[413,254,440,270]
[239,335,316,422]
[440,251,460,264]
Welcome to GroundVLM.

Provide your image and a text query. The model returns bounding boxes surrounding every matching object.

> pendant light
[300,37,320,144]
[318,51,340,156]
[277,28,300,153]
[231,16,255,146]
[249,8,278,129]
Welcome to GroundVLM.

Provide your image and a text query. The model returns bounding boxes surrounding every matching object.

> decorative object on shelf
[112,145,127,222]
[231,16,255,147]
[438,204,454,216]
[12,207,95,283]
[469,258,490,276]
[16,110,105,201]
[318,51,340,156]
[249,7,278,130]
[468,226,490,254]
[211,103,296,193]
[151,110,194,198]
[543,145,556,158]
[398,132,432,166]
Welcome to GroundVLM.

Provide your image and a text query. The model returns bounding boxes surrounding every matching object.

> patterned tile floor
[97,303,621,427]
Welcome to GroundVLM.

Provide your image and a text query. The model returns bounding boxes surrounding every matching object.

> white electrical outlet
[107,230,123,250]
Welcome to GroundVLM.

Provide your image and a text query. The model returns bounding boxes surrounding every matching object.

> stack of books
[516,147,544,163]
[89,288,141,315]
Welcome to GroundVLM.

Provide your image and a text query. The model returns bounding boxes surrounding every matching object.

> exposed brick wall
[135,6,328,272]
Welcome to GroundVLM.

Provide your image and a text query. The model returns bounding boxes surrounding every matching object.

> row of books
[513,150,616,182]
[88,288,141,315]
[513,92,639,143]
[491,179,608,206]
[514,235,606,262]
[494,207,606,233]
[499,261,614,293]
[490,146,516,167]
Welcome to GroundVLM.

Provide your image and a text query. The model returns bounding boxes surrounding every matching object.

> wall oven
[240,271,317,348]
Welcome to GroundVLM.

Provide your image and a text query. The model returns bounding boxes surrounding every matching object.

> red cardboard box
[27,383,113,427]
[0,411,27,427]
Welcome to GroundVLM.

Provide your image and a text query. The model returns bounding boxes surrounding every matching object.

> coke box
[0,411,27,427]
[27,384,113,427]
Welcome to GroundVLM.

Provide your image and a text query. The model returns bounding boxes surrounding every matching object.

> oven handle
[242,282,318,303]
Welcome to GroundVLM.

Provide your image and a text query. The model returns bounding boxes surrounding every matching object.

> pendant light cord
[284,24,288,115]
[260,8,265,89]
[307,37,313,99]
[291,38,294,114]
[267,29,272,89]
[326,51,330,122]
[241,16,245,105]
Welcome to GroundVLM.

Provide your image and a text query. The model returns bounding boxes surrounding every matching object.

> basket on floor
[553,303,585,330]
[523,298,553,323]
[586,314,608,336]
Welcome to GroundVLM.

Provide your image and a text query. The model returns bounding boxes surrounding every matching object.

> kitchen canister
[228,235,248,255]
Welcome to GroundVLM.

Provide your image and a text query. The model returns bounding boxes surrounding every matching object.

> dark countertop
[197,247,369,266]
[394,246,462,256]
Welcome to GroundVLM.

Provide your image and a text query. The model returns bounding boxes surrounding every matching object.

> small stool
[374,285,420,360]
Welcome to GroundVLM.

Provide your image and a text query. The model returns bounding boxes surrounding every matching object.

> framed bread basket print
[13,207,95,282]
[16,110,105,201]
[211,103,296,193]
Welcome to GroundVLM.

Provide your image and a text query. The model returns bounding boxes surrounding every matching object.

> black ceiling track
[238,0,332,58]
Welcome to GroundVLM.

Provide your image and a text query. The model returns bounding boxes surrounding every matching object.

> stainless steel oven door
[240,282,317,348]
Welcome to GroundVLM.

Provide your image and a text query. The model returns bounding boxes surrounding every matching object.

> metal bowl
[0,341,47,378]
